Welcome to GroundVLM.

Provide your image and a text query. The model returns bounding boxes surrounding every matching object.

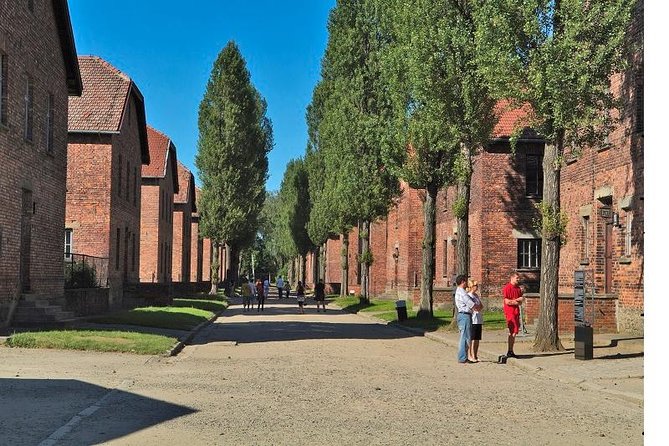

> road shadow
[189,317,419,345]
[0,378,196,446]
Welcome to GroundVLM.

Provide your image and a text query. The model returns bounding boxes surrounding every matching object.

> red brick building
[190,187,203,283]
[0,0,82,318]
[317,60,643,335]
[172,161,196,282]
[139,126,178,283]
[552,1,644,334]
[66,56,150,305]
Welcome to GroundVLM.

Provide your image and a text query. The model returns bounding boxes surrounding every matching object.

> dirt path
[0,301,643,445]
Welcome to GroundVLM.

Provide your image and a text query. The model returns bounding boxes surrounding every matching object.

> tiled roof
[68,56,132,132]
[144,126,180,193]
[144,126,171,177]
[492,100,534,138]
[175,161,197,212]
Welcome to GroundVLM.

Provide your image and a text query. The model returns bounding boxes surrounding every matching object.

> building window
[118,155,123,197]
[24,77,34,141]
[115,227,120,270]
[125,161,130,201]
[45,93,54,153]
[517,238,541,269]
[0,53,8,126]
[625,213,633,257]
[133,168,138,206]
[159,242,163,274]
[64,229,73,259]
[525,154,543,197]
[581,216,590,261]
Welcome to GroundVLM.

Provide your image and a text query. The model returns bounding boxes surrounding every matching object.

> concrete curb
[166,308,228,357]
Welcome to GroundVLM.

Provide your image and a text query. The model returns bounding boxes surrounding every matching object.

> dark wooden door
[604,222,613,293]
[20,189,33,292]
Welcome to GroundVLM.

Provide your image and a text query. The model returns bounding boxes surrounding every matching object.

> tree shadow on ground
[0,378,196,445]
[188,309,420,345]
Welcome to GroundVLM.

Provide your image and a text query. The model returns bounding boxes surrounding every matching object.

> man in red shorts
[502,272,524,357]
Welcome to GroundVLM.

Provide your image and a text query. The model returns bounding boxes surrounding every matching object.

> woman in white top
[467,278,483,363]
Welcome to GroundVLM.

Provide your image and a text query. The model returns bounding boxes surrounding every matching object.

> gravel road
[0,301,643,445]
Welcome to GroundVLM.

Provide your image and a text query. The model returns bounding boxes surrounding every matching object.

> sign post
[574,270,593,360]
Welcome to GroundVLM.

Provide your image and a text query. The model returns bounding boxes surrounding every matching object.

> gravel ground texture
[0,300,643,445]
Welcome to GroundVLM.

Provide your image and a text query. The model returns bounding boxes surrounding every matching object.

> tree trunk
[449,173,472,330]
[320,242,327,283]
[299,253,306,284]
[417,184,438,319]
[312,247,320,287]
[340,232,349,297]
[534,139,565,352]
[360,220,370,303]
[209,242,220,295]
[228,244,240,295]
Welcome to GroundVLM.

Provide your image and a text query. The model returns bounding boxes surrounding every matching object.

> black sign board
[574,271,586,325]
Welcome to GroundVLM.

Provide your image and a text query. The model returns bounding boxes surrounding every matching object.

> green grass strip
[6,330,176,355]
[92,306,213,331]
[172,298,228,312]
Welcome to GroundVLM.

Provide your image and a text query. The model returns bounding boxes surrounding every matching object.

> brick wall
[67,99,144,305]
[139,166,175,283]
[190,216,203,282]
[1,1,71,311]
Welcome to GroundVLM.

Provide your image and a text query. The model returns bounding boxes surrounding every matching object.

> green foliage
[534,201,569,244]
[310,0,401,238]
[381,0,497,191]
[451,196,468,220]
[195,41,273,251]
[358,249,374,267]
[64,261,98,289]
[473,0,635,148]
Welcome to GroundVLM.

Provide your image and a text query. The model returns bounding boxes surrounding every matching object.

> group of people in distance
[239,275,328,314]
[241,276,272,312]
[454,272,525,363]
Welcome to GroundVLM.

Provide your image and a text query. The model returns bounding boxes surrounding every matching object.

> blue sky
[68,0,335,192]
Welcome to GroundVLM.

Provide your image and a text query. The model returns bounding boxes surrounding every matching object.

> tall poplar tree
[474,0,634,350]
[383,0,494,317]
[196,41,273,294]
[317,0,400,302]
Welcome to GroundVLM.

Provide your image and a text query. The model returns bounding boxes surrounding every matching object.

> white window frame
[64,229,73,259]
[517,238,541,270]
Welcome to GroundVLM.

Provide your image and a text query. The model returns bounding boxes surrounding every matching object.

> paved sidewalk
[351,308,644,405]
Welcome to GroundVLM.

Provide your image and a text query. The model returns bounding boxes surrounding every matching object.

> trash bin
[395,300,408,322]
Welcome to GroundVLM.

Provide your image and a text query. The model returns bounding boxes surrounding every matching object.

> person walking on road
[263,277,270,299]
[256,278,265,312]
[502,272,524,358]
[285,280,291,299]
[454,274,482,364]
[314,279,326,312]
[276,275,284,299]
[241,277,251,312]
[467,278,483,362]
[296,281,306,314]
